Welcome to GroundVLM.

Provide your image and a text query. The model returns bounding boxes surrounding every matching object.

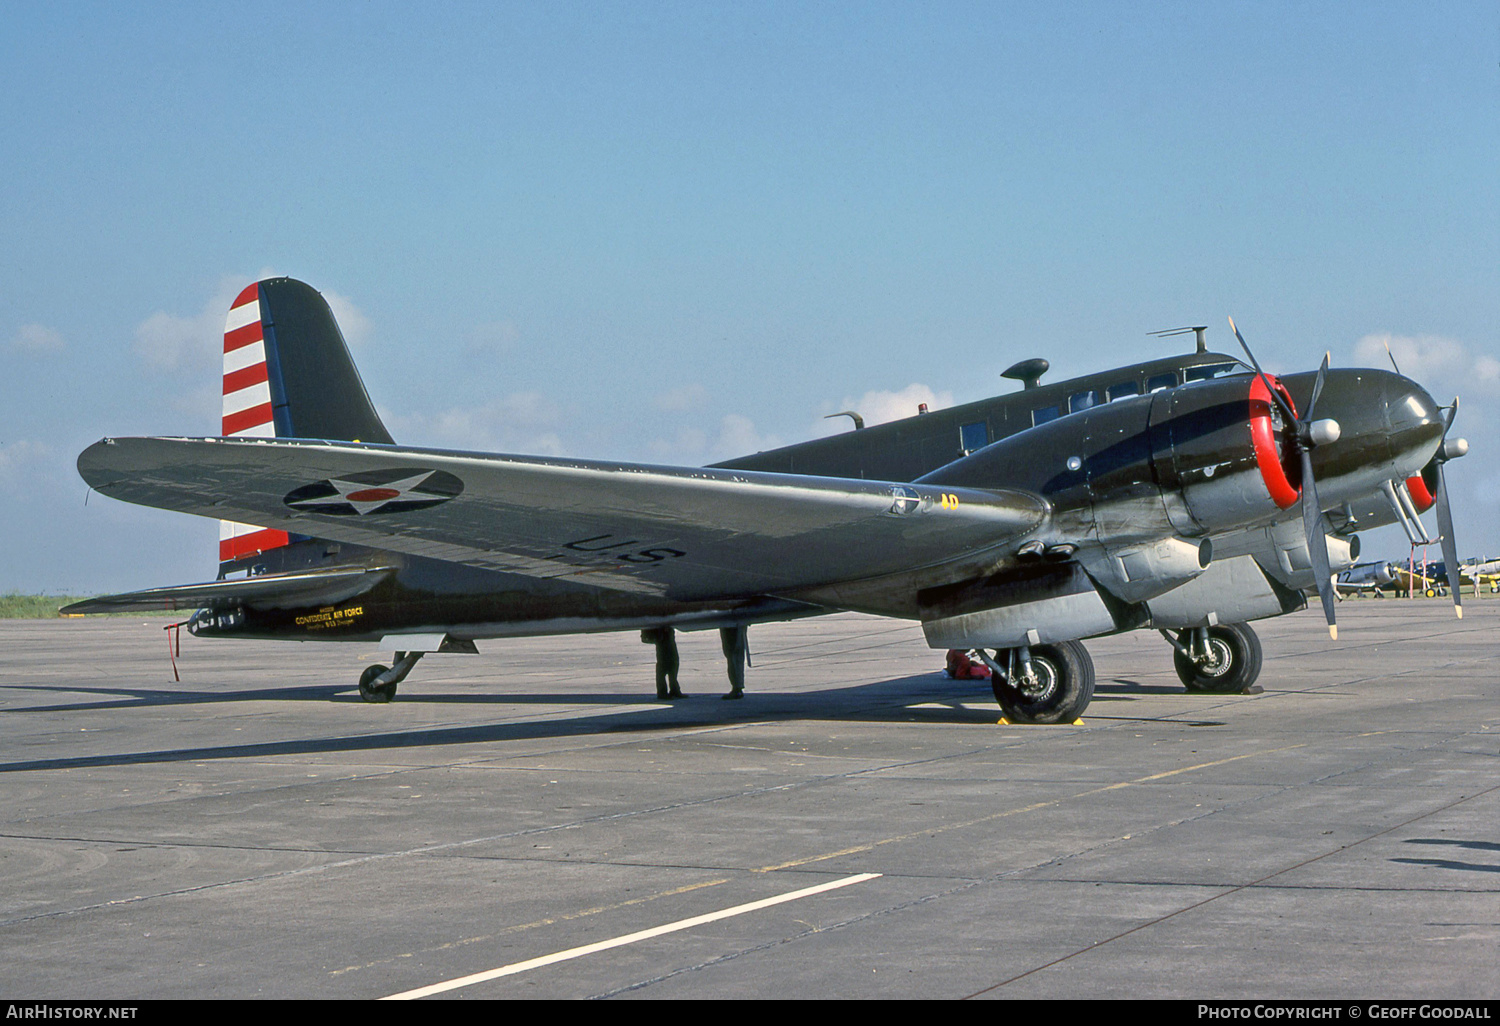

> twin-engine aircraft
[68,279,1467,723]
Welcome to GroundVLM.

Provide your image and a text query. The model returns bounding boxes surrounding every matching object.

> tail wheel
[358,664,397,703]
[991,640,1094,724]
[1173,623,1263,694]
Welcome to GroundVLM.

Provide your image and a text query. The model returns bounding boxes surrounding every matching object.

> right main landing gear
[981,640,1095,724]
[1167,623,1263,694]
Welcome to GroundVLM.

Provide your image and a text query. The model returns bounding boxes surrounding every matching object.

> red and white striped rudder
[218,282,289,564]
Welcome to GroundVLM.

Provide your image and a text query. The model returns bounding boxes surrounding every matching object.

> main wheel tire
[991,641,1094,724]
[358,664,397,703]
[1173,623,1263,694]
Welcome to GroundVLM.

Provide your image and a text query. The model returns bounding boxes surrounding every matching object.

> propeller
[1432,398,1468,618]
[1228,317,1343,639]
[1380,339,1466,617]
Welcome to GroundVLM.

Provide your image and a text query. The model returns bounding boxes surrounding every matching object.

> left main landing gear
[1166,623,1263,694]
[358,651,425,703]
[981,640,1095,724]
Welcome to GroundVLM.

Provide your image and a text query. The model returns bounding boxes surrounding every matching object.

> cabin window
[1184,362,1240,382]
[1069,389,1100,414]
[959,421,989,454]
[1108,381,1140,402]
[1147,372,1177,392]
[1032,404,1061,426]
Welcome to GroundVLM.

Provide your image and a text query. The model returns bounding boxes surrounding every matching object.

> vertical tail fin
[217,277,393,573]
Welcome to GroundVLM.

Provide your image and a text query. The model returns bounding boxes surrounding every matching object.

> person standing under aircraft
[640,627,685,700]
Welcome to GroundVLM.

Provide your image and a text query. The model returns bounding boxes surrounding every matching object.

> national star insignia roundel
[283,468,464,516]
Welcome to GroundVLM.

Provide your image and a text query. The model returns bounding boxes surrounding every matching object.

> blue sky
[3,1,1497,593]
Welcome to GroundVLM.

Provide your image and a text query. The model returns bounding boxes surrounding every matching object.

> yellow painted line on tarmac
[382,872,881,999]
[754,742,1311,873]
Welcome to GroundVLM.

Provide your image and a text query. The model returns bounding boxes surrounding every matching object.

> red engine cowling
[1405,471,1436,512]
[1146,374,1304,535]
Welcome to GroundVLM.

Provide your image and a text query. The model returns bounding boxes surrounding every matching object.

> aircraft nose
[1372,374,1446,482]
[1284,368,1444,486]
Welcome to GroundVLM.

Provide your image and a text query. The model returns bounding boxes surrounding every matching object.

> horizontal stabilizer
[77,437,1050,602]
[61,565,396,615]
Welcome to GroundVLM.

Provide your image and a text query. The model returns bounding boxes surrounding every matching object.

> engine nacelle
[1144,554,1306,628]
[921,374,1307,544]
[1148,374,1303,535]
[920,562,1129,650]
[1079,536,1212,604]
[1213,520,1361,592]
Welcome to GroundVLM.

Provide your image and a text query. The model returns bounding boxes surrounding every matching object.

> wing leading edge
[78,437,1049,602]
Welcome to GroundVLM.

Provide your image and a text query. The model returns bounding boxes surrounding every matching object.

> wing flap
[78,437,1048,601]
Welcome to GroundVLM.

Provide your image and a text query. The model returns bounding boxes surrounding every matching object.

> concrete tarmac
[1,599,1496,999]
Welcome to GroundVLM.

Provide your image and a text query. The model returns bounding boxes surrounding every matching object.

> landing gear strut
[1165,623,1263,694]
[978,640,1094,724]
[358,650,425,703]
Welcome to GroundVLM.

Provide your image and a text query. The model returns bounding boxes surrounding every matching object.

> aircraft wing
[79,437,1049,601]
[60,565,396,614]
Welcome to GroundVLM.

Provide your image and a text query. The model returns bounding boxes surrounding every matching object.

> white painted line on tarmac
[381,872,882,1000]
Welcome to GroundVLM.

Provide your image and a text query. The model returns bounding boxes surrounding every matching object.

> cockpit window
[1107,381,1140,402]
[1032,404,1061,426]
[1146,372,1177,392]
[1184,362,1241,382]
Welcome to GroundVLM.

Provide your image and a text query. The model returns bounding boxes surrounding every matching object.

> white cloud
[132,275,247,373]
[0,439,75,502]
[646,413,780,463]
[132,309,211,372]
[131,275,376,372]
[652,383,709,413]
[324,289,373,349]
[712,413,778,460]
[0,439,54,480]
[814,383,954,436]
[390,392,568,456]
[11,323,65,353]
[1352,333,1500,399]
[464,319,520,355]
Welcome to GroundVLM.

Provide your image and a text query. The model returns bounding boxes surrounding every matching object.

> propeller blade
[1304,352,1330,423]
[1434,397,1463,618]
[1434,461,1462,618]
[1300,447,1337,639]
[1228,316,1299,426]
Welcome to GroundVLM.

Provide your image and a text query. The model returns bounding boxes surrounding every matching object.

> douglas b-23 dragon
[68,278,1470,723]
